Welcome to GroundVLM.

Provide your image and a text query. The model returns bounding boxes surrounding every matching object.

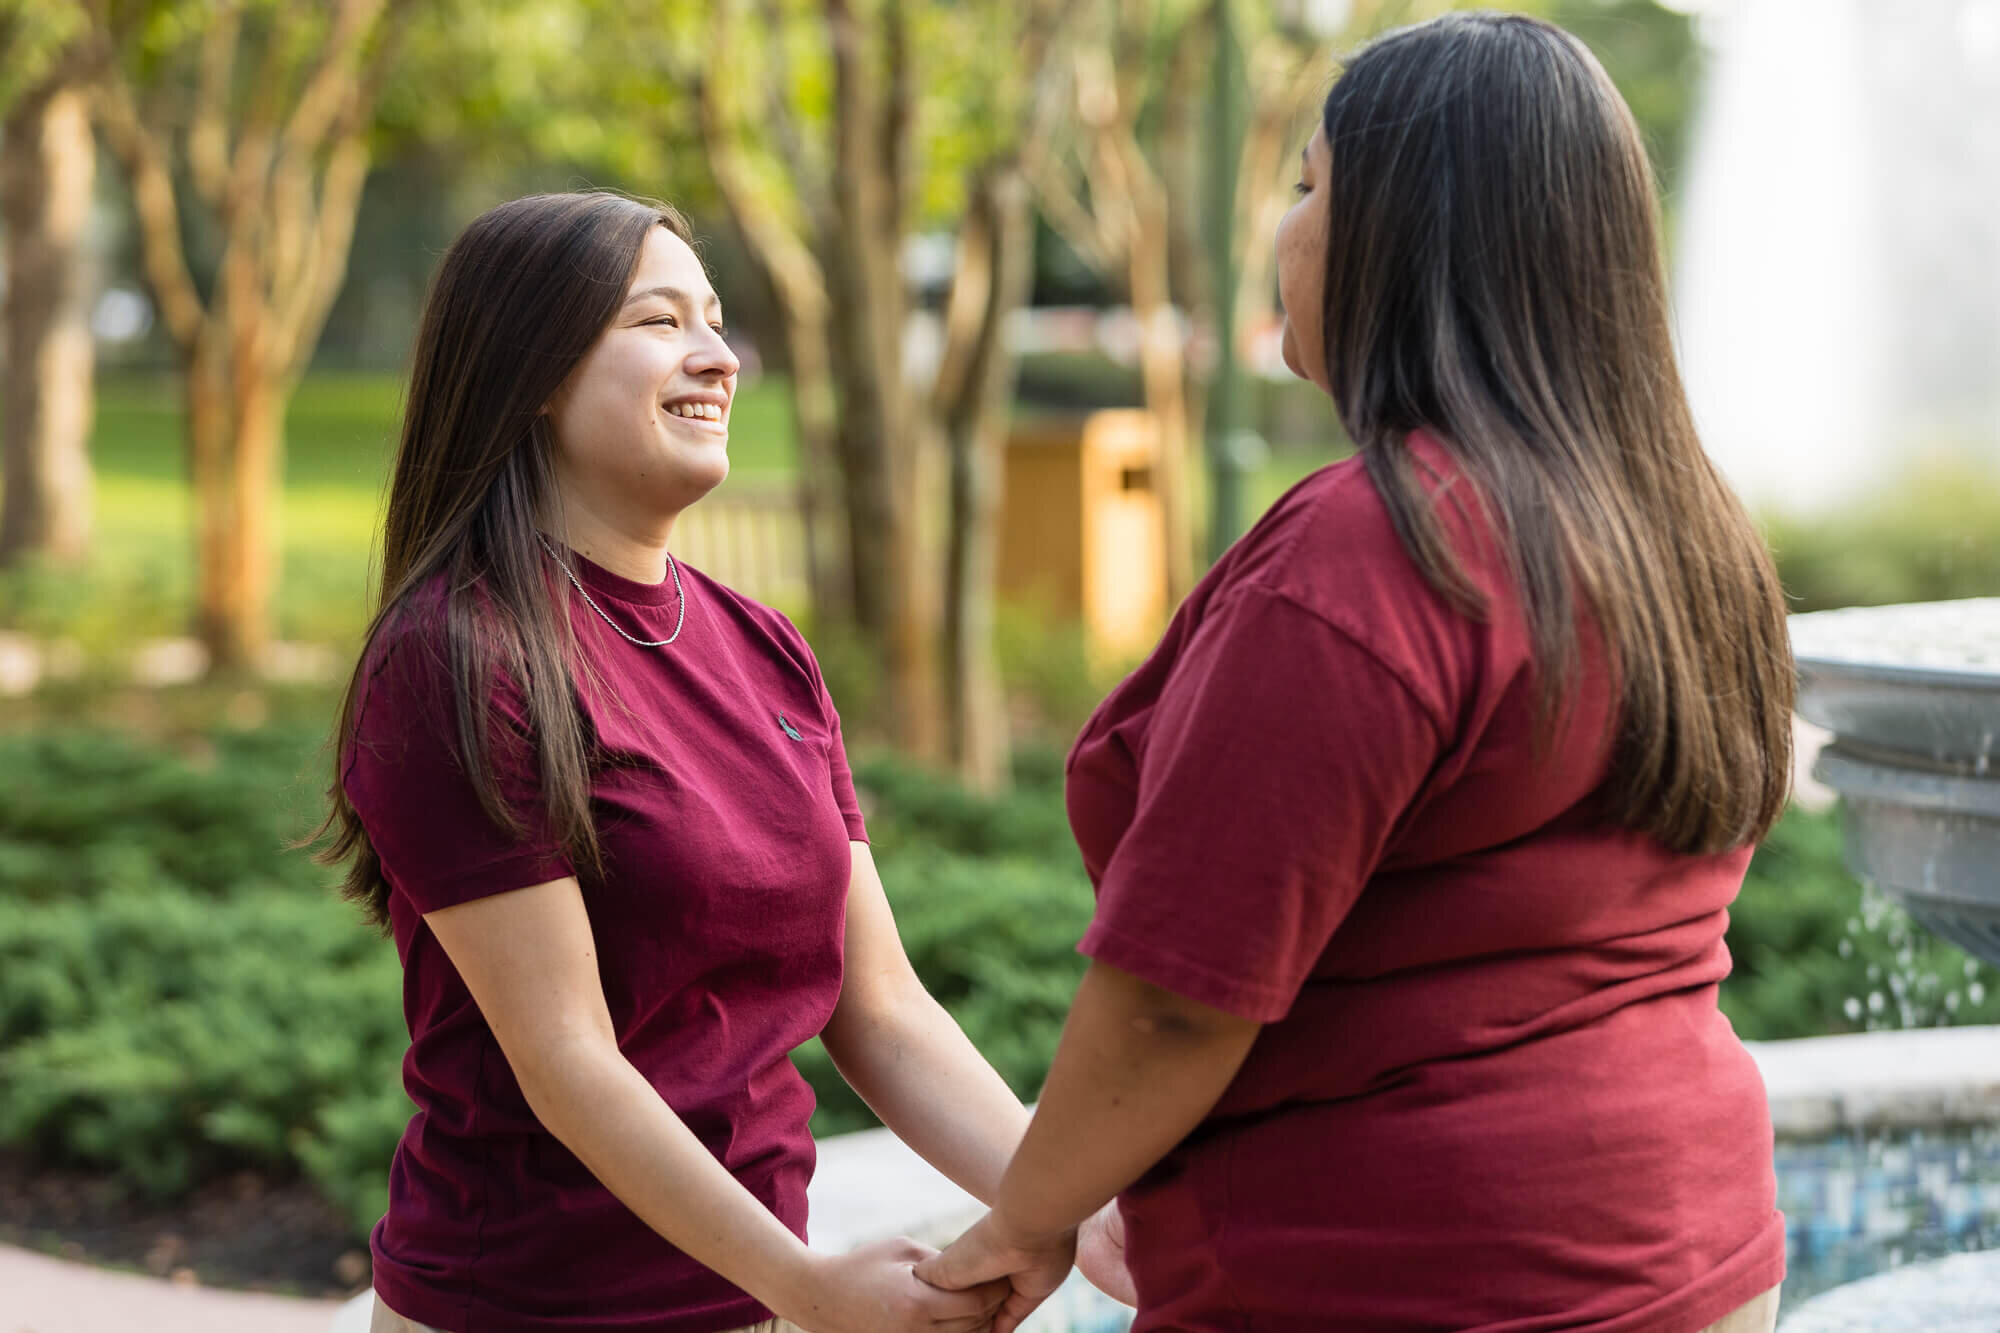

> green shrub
[5,719,1996,1242]
[0,726,331,904]
[1721,804,2000,1038]
[1765,457,2000,612]
[853,744,1077,862]
[0,886,406,1209]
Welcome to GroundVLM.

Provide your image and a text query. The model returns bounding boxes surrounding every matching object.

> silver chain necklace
[536,532,686,647]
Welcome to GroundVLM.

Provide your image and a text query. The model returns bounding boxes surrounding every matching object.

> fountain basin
[1791,599,2000,967]
[1791,599,2000,767]
[1812,748,2000,963]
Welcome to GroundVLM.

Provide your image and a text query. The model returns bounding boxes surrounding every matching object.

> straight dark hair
[1319,13,1793,853]
[313,192,695,930]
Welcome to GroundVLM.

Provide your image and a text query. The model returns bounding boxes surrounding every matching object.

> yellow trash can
[999,409,1167,665]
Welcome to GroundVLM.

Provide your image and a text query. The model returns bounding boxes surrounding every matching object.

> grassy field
[3,373,809,657]
[6,371,1343,664]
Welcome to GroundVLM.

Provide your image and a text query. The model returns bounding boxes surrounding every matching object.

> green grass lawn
[4,373,805,656]
[3,370,1341,666]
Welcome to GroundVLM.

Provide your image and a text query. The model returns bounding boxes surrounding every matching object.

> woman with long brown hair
[319,192,1074,1333]
[920,13,1794,1332]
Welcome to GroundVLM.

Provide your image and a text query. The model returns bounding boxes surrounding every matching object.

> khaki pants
[370,1284,1778,1332]
[1699,1284,1781,1333]
[368,1291,803,1333]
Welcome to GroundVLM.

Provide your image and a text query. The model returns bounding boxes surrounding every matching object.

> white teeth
[667,402,722,420]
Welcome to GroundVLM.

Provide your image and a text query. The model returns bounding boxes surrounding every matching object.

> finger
[932,1304,999,1333]
[937,1312,998,1333]
[886,1235,939,1264]
[973,1277,1011,1315]
[913,1244,1001,1293]
[909,1272,1010,1322]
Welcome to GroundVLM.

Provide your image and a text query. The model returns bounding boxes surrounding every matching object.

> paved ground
[1,1243,347,1333]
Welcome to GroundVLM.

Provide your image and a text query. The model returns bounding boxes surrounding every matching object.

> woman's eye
[646,315,678,328]
[1292,181,1311,197]
[711,324,728,337]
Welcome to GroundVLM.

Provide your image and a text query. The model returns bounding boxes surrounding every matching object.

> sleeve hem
[843,818,870,843]
[1078,918,1290,1024]
[392,848,577,916]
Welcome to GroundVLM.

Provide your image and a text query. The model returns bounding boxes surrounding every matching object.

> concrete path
[0,1243,345,1333]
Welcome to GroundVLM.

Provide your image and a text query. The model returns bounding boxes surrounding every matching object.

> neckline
[553,542,683,608]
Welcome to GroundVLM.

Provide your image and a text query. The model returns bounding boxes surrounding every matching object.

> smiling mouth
[664,401,725,423]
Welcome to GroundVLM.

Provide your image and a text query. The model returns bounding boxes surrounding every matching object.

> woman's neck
[544,503,676,586]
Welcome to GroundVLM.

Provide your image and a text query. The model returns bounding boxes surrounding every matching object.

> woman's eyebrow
[622,285,722,314]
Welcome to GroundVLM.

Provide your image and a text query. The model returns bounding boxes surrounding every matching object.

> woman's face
[545,226,740,525]
[1276,121,1333,395]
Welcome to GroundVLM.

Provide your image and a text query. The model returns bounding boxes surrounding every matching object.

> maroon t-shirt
[1067,432,1785,1331]
[343,550,867,1333]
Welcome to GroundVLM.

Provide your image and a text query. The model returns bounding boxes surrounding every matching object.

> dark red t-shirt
[1067,433,1785,1331]
[343,550,867,1333]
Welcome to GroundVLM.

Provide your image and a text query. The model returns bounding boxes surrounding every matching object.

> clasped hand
[912,1202,1135,1333]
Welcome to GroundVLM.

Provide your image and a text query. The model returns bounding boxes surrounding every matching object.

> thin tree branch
[272,0,410,377]
[750,0,827,224]
[188,0,240,209]
[90,62,205,351]
[278,0,389,163]
[882,0,910,231]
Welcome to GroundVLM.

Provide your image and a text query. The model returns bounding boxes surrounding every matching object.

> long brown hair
[315,192,695,930]
[1317,13,1793,853]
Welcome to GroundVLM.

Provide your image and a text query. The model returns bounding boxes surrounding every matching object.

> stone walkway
[0,1242,345,1333]
[1778,1250,2000,1332]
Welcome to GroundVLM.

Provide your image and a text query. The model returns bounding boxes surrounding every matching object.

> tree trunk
[1127,165,1195,607]
[0,82,95,567]
[825,0,943,759]
[188,300,281,675]
[942,165,1033,792]
[772,290,849,629]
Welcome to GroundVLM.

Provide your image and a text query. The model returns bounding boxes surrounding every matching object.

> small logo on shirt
[778,712,804,741]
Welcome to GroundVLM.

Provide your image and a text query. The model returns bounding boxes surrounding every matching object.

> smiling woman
[542,234,741,560]
[310,193,1053,1333]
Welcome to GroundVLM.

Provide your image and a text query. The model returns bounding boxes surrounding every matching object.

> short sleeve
[813,658,869,843]
[342,625,575,914]
[1078,586,1443,1022]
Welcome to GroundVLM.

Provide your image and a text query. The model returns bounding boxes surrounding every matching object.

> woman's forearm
[822,976,1032,1205]
[517,1035,819,1315]
[988,960,1262,1244]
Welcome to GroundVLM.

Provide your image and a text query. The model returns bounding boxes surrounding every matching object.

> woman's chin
[1279,325,1305,382]
[684,455,730,502]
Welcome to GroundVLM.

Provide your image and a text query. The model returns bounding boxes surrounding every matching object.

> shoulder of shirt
[355,572,524,719]
[357,575,452,695]
[1212,579,1453,743]
[1210,442,1494,736]
[1224,451,1441,612]
[674,560,824,684]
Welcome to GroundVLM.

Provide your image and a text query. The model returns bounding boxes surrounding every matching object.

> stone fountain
[1781,597,2000,1331]
[1790,598,2000,966]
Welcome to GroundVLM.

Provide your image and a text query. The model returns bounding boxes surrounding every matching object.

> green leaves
[1722,804,2000,1039]
[0,884,406,1208]
[8,717,1982,1237]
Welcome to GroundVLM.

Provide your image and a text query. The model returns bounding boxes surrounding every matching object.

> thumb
[913,1235,1001,1292]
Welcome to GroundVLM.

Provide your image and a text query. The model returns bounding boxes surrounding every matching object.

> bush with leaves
[1721,804,2000,1039]
[5,723,1998,1239]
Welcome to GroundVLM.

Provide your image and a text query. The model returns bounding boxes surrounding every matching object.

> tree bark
[941,164,1033,791]
[90,0,405,676]
[0,81,95,567]
[687,17,851,628]
[1126,159,1195,607]
[824,0,942,759]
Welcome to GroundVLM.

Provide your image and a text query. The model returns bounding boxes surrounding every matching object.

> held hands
[913,1212,1079,1333]
[783,1236,1010,1333]
[1075,1201,1137,1306]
